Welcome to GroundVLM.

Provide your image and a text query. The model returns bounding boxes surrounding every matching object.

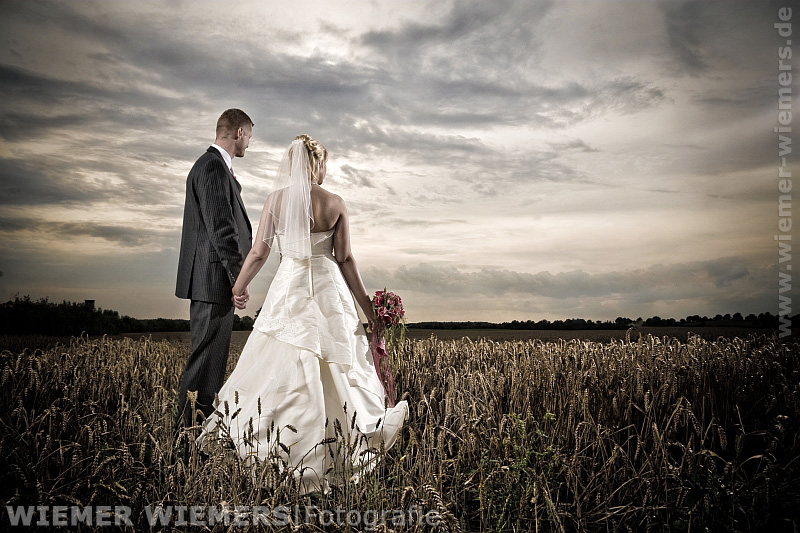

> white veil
[262,139,314,259]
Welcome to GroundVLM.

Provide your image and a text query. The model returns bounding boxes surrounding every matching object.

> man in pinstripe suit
[174,109,254,434]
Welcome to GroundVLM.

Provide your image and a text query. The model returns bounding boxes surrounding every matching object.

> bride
[196,134,408,493]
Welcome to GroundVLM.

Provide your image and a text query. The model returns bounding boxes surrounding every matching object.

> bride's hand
[232,285,249,310]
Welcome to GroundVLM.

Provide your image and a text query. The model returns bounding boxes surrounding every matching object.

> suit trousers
[175,300,235,434]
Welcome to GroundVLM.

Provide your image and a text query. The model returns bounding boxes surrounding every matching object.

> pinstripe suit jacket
[175,147,252,305]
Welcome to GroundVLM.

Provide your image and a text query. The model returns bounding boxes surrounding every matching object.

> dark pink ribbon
[371,327,396,407]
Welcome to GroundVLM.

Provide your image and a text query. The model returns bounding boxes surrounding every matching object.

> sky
[0,0,797,323]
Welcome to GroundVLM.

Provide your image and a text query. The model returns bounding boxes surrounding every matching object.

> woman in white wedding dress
[196,135,408,493]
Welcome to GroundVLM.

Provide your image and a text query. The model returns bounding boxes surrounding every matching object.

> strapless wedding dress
[197,230,408,493]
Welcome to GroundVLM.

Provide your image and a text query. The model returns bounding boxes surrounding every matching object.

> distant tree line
[410,312,785,331]
[1,295,791,336]
[0,296,254,337]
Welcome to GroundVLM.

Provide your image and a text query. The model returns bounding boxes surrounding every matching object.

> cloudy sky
[0,0,796,322]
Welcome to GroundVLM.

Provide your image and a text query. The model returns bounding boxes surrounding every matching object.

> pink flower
[372,288,405,329]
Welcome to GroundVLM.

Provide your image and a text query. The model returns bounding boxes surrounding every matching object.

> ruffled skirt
[197,323,408,494]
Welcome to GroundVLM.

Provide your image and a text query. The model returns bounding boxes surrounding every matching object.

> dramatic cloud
[363,257,774,321]
[0,0,795,321]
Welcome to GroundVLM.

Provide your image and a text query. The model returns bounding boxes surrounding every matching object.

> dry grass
[1,332,798,531]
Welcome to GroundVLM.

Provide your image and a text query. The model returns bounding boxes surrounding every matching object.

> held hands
[232,285,250,310]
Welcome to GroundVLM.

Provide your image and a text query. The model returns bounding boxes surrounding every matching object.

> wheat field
[1,332,798,531]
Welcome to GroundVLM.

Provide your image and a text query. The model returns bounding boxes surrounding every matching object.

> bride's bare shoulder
[314,186,345,209]
[264,188,282,203]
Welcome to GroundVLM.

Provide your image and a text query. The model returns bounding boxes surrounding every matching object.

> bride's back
[310,184,343,233]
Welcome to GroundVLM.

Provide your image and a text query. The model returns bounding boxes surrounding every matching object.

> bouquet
[370,289,406,407]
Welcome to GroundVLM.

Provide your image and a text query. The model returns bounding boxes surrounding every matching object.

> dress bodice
[255,227,357,366]
[310,229,334,256]
[275,229,334,258]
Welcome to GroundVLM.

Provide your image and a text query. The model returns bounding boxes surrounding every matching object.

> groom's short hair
[216,109,254,138]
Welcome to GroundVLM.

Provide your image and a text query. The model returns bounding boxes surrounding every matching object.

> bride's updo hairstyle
[294,134,328,184]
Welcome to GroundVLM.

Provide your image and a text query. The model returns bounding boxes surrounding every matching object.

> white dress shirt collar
[210,143,233,173]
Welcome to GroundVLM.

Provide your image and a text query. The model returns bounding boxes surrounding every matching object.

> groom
[175,108,254,433]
